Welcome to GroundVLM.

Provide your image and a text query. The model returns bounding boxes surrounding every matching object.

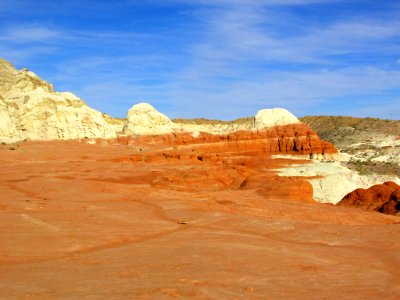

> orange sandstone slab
[0,141,399,299]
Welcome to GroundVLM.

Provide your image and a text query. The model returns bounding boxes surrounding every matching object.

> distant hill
[300,116,400,148]
[300,116,400,176]
[172,117,254,126]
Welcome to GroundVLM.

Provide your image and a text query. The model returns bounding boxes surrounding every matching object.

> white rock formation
[0,99,21,143]
[254,108,300,129]
[123,103,176,136]
[0,58,117,142]
[277,161,400,204]
[0,58,307,141]
[123,104,301,136]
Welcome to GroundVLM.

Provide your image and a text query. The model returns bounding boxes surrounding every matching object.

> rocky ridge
[0,58,332,160]
[120,103,337,160]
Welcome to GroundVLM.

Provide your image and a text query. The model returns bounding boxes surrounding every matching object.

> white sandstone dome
[124,103,175,135]
[0,58,118,142]
[254,108,300,129]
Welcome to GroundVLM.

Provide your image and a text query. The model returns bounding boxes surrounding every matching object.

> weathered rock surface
[121,102,336,158]
[0,58,117,142]
[1,140,400,299]
[0,99,21,143]
[277,161,400,204]
[121,123,338,159]
[254,108,300,129]
[124,103,301,136]
[123,103,174,136]
[337,181,400,215]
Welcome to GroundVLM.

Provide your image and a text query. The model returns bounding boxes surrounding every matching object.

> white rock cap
[255,108,300,129]
[123,103,303,135]
[125,103,174,135]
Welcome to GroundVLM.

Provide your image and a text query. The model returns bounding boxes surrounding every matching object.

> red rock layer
[117,123,337,157]
[337,181,400,215]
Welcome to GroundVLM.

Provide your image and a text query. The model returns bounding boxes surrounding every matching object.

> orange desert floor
[0,141,399,299]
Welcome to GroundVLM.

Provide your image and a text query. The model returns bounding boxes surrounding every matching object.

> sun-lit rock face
[0,99,21,143]
[0,57,331,156]
[121,102,336,158]
[338,181,400,215]
[0,58,117,142]
[123,103,175,136]
[123,104,301,136]
[276,161,400,204]
[254,108,300,129]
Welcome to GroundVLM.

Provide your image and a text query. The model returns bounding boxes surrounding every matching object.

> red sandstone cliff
[117,123,337,158]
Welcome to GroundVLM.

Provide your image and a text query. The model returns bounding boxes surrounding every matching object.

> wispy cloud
[160,66,400,119]
[167,0,343,7]
[149,3,400,118]
[1,25,60,42]
[0,24,152,47]
[182,6,400,67]
[1,1,399,119]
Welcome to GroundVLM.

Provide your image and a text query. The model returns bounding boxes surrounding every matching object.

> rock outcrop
[0,57,335,161]
[0,99,21,143]
[254,108,300,129]
[123,103,301,136]
[123,103,174,136]
[277,161,400,204]
[121,103,337,158]
[0,58,117,142]
[337,182,400,215]
[128,123,337,158]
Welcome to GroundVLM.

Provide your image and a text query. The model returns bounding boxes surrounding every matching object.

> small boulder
[337,181,400,215]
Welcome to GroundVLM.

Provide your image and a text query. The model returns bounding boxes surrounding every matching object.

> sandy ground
[1,141,400,299]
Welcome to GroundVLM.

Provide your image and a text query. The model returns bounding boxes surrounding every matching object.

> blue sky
[1,0,400,119]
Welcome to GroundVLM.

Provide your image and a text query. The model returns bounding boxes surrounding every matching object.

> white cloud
[1,2,399,120]
[135,3,399,118]
[1,26,60,42]
[183,6,400,69]
[0,45,56,62]
[160,66,400,119]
